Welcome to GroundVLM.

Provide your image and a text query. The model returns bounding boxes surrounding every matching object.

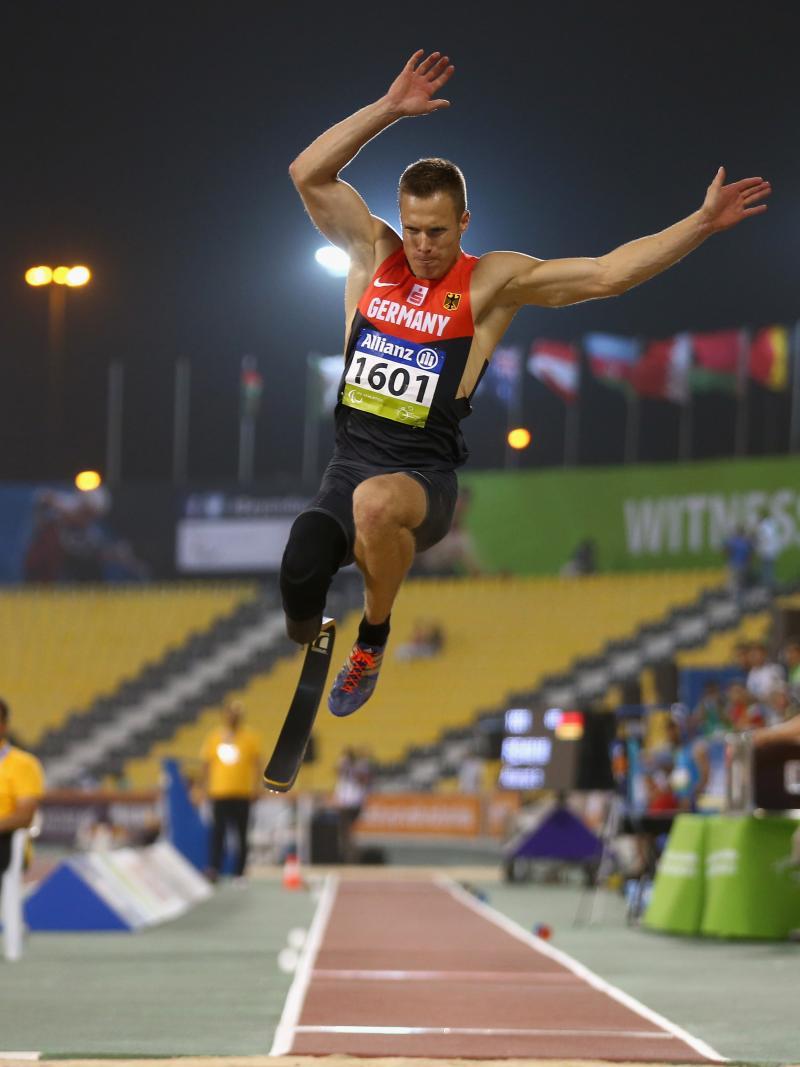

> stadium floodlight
[26,265,92,287]
[75,470,102,492]
[507,427,532,450]
[315,245,350,277]
[25,266,53,287]
[65,266,91,287]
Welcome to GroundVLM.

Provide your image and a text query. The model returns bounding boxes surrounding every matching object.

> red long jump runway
[271,876,724,1062]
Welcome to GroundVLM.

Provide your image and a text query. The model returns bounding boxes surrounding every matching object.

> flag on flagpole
[527,339,579,403]
[308,354,343,415]
[629,334,691,402]
[688,329,741,393]
[749,326,789,391]
[583,333,640,388]
[478,345,522,405]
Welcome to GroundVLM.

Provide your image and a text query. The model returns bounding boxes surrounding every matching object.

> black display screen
[499,707,585,791]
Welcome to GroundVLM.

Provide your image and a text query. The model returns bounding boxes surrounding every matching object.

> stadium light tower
[24,264,92,452]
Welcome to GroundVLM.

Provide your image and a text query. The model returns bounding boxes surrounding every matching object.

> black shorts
[306,454,458,567]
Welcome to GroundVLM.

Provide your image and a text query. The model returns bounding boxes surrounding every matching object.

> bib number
[343,329,445,427]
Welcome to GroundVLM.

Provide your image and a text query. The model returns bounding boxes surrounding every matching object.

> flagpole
[789,321,800,453]
[734,328,750,457]
[504,370,523,470]
[301,355,319,488]
[563,340,581,466]
[172,356,190,484]
[624,390,639,464]
[678,393,692,462]
[105,359,124,487]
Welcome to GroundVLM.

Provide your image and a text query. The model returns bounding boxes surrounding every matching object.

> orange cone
[282,852,303,890]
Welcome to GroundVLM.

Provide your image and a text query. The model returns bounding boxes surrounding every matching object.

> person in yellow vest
[0,698,45,879]
[199,701,262,882]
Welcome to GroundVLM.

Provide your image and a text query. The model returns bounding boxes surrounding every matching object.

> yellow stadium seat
[0,584,258,746]
[123,570,722,792]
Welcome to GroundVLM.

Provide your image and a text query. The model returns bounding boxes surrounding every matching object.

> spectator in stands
[199,700,262,883]
[764,683,797,728]
[689,680,729,738]
[560,538,597,577]
[396,619,445,661]
[644,715,703,813]
[783,639,800,700]
[457,742,485,793]
[0,698,45,881]
[732,640,752,681]
[725,679,767,730]
[754,508,781,589]
[723,525,753,604]
[746,641,785,702]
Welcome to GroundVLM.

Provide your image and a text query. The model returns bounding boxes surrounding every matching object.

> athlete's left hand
[384,50,455,117]
[699,167,771,232]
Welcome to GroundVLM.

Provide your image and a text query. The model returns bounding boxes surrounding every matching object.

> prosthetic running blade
[263,617,336,793]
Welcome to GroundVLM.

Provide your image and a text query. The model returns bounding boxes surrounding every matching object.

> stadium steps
[133,570,715,794]
[41,574,363,786]
[2,584,259,748]
[389,579,780,791]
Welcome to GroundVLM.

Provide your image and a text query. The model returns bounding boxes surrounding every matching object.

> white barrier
[24,840,212,932]
[1,829,28,961]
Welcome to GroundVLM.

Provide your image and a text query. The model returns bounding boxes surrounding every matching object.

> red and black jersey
[334,247,481,470]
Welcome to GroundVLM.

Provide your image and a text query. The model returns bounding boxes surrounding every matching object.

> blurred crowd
[631,637,800,817]
[723,508,783,598]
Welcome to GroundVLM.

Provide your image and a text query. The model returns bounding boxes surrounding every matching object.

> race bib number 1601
[343,328,445,428]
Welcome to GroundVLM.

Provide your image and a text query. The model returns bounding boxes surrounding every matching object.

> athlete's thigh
[352,471,428,532]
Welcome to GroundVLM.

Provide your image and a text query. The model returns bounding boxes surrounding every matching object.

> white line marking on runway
[312,968,581,982]
[0,1055,41,1061]
[438,876,727,1062]
[295,1024,674,1038]
[269,874,338,1057]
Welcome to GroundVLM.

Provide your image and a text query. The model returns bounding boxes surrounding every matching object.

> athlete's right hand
[384,50,454,116]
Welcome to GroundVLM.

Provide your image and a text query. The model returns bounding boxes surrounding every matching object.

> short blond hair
[398,158,467,218]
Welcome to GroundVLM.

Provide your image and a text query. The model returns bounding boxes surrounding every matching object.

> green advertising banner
[461,455,800,575]
[701,815,800,940]
[642,814,707,936]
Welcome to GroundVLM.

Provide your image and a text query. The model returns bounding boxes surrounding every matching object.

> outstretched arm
[489,167,771,309]
[289,50,454,267]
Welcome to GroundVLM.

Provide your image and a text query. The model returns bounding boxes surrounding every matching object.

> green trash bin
[642,814,707,935]
[701,815,800,940]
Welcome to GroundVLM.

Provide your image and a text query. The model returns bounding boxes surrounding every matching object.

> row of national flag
[481,325,790,406]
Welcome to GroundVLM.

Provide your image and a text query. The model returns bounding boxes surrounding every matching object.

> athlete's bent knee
[280,511,346,640]
[352,482,399,537]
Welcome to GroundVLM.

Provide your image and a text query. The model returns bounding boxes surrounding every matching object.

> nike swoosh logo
[373,278,394,287]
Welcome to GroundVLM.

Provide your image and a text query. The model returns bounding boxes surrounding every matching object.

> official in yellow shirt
[0,698,45,877]
[199,701,262,881]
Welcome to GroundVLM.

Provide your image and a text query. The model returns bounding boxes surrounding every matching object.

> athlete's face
[399,192,469,280]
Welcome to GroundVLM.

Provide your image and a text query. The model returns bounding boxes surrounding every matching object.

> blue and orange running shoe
[327,641,385,717]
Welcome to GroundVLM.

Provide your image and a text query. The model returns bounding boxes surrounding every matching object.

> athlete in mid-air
[281,49,770,718]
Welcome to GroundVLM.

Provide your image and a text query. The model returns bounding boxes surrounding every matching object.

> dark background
[1,1,796,484]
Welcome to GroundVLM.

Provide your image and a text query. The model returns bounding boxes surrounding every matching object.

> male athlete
[282,49,770,718]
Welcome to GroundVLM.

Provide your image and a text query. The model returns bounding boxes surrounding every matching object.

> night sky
[1,1,797,486]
